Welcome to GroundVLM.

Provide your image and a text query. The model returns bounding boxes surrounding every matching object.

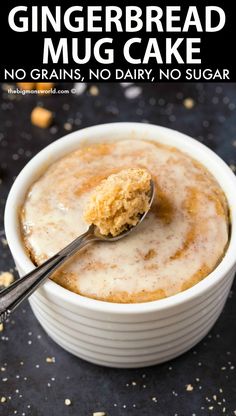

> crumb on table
[183,97,195,109]
[93,412,106,416]
[84,168,152,236]
[46,357,55,363]
[0,396,7,403]
[31,107,53,128]
[0,271,14,287]
[89,85,99,96]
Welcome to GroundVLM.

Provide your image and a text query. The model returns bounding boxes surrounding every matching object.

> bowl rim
[4,122,236,315]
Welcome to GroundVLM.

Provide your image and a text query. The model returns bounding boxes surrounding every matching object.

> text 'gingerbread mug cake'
[20,139,229,303]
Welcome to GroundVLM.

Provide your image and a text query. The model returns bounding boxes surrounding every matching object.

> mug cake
[21,139,229,303]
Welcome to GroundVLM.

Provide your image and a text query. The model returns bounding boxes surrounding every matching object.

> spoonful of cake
[0,168,154,323]
[84,168,153,238]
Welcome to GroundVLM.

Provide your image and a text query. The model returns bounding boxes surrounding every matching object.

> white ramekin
[4,123,236,368]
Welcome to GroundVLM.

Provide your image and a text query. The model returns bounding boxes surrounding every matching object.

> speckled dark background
[0,82,236,416]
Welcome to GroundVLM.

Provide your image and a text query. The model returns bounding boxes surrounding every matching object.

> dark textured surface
[0,82,236,416]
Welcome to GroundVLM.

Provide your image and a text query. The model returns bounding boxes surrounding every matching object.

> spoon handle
[0,225,96,324]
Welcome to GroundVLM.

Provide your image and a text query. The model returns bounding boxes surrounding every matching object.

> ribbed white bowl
[5,123,236,368]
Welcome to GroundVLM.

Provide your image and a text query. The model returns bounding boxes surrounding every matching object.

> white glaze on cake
[21,139,229,303]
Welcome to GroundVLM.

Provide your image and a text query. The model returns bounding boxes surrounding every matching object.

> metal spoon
[0,180,155,324]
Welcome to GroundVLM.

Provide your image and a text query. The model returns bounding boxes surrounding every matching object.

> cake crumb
[64,399,71,406]
[183,98,195,109]
[0,272,14,287]
[186,384,194,391]
[64,122,73,131]
[0,397,7,403]
[84,168,152,236]
[89,85,99,96]
[31,107,53,129]
[93,412,106,416]
[46,357,55,363]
